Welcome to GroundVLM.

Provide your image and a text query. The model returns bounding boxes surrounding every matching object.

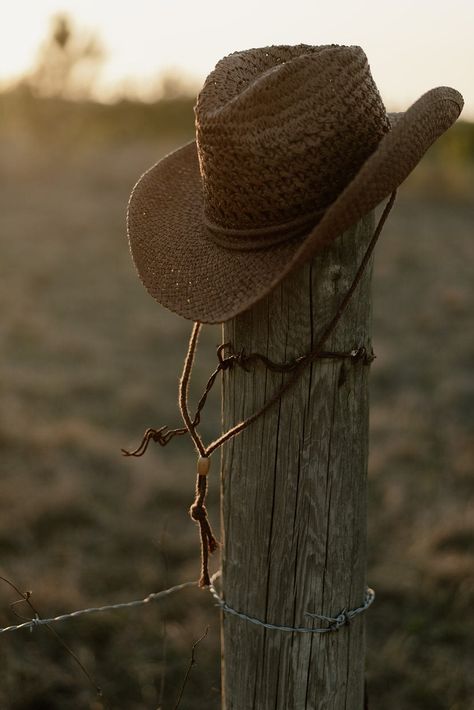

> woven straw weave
[127,44,463,323]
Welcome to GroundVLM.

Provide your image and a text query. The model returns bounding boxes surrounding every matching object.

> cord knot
[189,467,219,587]
[190,503,207,522]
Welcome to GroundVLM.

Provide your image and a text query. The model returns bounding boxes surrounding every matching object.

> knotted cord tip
[209,537,219,554]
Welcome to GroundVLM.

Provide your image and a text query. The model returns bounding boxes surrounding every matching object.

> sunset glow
[1,0,473,116]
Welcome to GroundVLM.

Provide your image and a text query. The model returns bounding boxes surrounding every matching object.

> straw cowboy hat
[127,44,463,324]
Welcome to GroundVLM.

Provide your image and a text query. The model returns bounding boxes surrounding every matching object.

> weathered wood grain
[220,212,374,710]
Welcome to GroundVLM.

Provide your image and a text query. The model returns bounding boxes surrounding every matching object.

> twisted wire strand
[209,571,374,634]
[0,580,196,635]
[0,573,375,636]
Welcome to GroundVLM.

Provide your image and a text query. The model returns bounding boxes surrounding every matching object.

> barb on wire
[304,587,375,630]
[209,571,375,634]
[122,342,374,458]
[121,425,188,456]
[121,346,226,458]
[0,573,198,707]
[0,578,196,635]
[0,575,103,698]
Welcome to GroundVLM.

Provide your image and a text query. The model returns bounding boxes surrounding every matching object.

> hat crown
[195,45,390,231]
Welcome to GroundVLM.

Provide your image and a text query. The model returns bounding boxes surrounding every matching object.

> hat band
[203,205,326,251]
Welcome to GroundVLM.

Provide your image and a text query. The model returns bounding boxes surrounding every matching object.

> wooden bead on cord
[197,456,211,476]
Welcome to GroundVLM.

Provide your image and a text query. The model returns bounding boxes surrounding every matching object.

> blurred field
[0,92,473,710]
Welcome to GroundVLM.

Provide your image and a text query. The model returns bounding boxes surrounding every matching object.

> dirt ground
[0,130,473,709]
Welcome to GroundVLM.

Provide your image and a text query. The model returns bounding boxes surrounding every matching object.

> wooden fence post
[220,211,375,709]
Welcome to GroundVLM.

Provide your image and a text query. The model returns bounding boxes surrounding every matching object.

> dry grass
[0,118,473,709]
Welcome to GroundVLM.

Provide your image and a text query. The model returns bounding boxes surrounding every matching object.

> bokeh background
[0,3,473,709]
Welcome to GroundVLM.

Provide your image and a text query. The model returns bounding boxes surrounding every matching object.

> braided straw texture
[196,45,389,230]
[127,44,463,323]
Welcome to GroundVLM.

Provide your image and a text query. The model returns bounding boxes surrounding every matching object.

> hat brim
[127,86,463,324]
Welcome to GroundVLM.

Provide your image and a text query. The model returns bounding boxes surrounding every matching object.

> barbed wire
[1,571,374,636]
[209,571,375,633]
[0,579,196,635]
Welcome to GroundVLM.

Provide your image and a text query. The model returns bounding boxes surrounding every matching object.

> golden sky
[1,0,473,117]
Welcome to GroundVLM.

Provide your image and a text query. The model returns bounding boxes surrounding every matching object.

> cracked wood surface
[220,212,374,710]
